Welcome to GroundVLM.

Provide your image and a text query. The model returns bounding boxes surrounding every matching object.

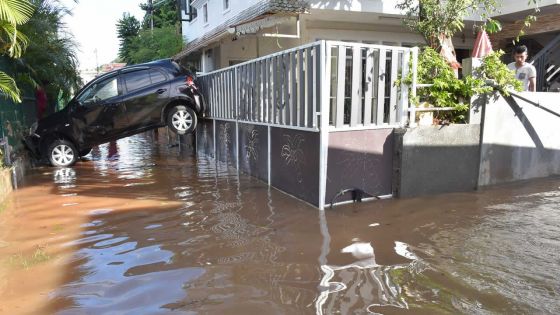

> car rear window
[122,69,151,92]
[149,69,167,84]
[172,61,191,76]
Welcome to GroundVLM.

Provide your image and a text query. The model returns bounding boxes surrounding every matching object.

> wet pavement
[0,131,559,314]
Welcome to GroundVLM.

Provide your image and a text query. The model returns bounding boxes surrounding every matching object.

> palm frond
[0,20,28,57]
[0,0,34,25]
[0,70,21,103]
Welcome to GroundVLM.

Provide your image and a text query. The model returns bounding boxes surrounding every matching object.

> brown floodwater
[1,131,559,314]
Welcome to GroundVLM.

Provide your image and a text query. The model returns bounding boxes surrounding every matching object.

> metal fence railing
[0,96,37,164]
[199,41,322,131]
[325,41,417,130]
[198,40,417,132]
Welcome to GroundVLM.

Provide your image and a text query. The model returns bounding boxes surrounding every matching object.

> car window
[77,76,119,105]
[122,69,151,92]
[150,69,167,84]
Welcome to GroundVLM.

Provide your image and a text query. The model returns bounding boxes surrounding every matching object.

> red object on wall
[472,30,494,58]
[35,86,47,120]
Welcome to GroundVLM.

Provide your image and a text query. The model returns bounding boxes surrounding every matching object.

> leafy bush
[477,50,523,95]
[400,48,521,124]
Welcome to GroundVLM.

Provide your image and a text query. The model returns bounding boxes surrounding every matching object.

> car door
[72,75,128,145]
[120,68,170,130]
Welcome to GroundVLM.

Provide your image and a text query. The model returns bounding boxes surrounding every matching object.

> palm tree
[17,0,81,103]
[0,0,34,102]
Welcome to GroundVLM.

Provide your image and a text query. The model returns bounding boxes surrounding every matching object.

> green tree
[16,0,81,103]
[396,0,540,56]
[128,25,183,64]
[140,0,178,29]
[0,0,34,103]
[117,12,140,63]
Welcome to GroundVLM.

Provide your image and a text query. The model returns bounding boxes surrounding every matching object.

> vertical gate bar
[236,120,239,170]
[220,72,224,118]
[244,65,249,121]
[239,67,244,120]
[211,76,215,118]
[223,72,227,118]
[248,63,252,121]
[213,119,216,159]
[227,70,232,119]
[276,55,282,125]
[389,49,399,125]
[376,49,387,125]
[306,48,313,128]
[364,48,374,126]
[263,59,269,123]
[223,72,227,119]
[283,53,290,126]
[298,49,305,127]
[252,61,257,122]
[335,45,346,128]
[272,56,278,124]
[217,74,221,118]
[350,46,361,127]
[319,40,330,210]
[268,58,274,124]
[214,74,218,118]
[257,60,261,122]
[314,45,320,128]
[290,51,297,126]
[247,63,251,121]
[399,50,410,125]
[410,47,418,127]
[234,69,238,120]
[267,125,271,185]
[230,70,234,119]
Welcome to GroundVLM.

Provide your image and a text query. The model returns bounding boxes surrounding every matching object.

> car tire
[79,148,92,157]
[47,139,78,167]
[167,105,197,135]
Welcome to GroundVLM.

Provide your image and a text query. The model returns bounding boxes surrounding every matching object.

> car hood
[37,107,69,133]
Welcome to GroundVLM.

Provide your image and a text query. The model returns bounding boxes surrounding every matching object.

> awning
[232,15,296,36]
[175,0,308,60]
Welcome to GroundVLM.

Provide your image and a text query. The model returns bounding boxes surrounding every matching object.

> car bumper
[23,134,41,159]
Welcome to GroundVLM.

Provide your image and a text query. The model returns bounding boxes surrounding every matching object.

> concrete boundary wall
[479,92,560,186]
[0,167,12,204]
[325,129,394,206]
[394,124,481,198]
[196,118,321,207]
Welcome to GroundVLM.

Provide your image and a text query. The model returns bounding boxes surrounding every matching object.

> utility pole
[94,48,99,74]
[148,0,154,33]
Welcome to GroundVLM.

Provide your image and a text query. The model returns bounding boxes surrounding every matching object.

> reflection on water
[0,131,559,314]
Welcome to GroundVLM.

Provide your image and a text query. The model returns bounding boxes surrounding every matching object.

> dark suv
[25,59,204,167]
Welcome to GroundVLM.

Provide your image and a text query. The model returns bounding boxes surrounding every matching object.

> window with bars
[180,0,197,21]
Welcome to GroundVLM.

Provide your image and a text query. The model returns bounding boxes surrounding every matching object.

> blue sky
[60,0,145,70]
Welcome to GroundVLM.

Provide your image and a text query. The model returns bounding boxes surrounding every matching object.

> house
[175,0,560,88]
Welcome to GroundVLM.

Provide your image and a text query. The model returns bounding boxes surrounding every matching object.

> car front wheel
[167,105,197,135]
[47,140,78,167]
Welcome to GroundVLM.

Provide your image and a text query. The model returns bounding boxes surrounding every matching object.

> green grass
[0,199,8,214]
[8,247,52,269]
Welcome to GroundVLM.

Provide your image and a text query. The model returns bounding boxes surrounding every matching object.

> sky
[60,0,145,70]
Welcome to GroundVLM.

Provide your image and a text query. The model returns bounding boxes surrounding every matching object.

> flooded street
[1,132,559,314]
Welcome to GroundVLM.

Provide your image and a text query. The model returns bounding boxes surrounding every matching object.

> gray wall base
[394,124,481,198]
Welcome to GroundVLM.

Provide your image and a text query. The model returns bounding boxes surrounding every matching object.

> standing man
[508,45,537,92]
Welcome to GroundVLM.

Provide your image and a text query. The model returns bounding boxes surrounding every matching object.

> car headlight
[29,122,38,135]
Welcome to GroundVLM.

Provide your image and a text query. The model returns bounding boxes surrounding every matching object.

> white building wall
[308,0,404,14]
[181,0,264,44]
